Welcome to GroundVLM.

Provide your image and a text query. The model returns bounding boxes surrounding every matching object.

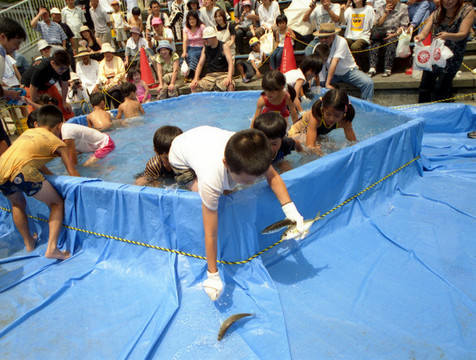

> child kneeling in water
[288,89,356,152]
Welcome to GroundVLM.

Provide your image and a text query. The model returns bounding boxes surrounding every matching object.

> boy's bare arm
[39,165,53,175]
[202,203,218,273]
[139,103,145,115]
[287,96,299,123]
[264,165,291,206]
[57,147,80,176]
[64,139,78,165]
[251,97,265,127]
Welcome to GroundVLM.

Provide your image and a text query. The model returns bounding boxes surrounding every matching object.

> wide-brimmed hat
[100,43,115,53]
[249,37,259,47]
[313,23,341,37]
[151,17,163,26]
[37,39,51,51]
[157,40,173,51]
[130,26,141,35]
[111,0,120,5]
[74,47,91,58]
[202,26,217,39]
[69,72,80,81]
[79,25,92,33]
[50,7,61,15]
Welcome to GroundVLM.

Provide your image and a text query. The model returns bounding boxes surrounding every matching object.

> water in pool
[47,92,410,185]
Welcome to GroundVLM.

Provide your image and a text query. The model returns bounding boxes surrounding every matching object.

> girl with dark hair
[79,25,103,61]
[288,89,356,149]
[415,0,474,103]
[182,11,206,80]
[215,8,236,58]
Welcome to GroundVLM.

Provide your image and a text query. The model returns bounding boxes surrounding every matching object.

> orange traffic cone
[140,47,157,88]
[280,34,297,73]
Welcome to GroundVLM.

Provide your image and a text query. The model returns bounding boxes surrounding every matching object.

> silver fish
[262,212,321,241]
[217,313,253,341]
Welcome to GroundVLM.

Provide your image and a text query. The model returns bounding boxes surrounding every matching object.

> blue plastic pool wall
[3,94,475,359]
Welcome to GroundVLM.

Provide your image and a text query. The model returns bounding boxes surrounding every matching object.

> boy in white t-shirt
[236,37,265,83]
[169,126,305,302]
[315,23,374,101]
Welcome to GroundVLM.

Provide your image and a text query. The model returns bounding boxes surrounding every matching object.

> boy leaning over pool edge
[169,126,305,301]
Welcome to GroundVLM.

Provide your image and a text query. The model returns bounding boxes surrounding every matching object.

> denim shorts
[0,172,43,197]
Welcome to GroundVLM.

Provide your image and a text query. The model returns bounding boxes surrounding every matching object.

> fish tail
[313,211,321,221]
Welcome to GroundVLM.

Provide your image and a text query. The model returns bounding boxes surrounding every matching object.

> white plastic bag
[413,41,432,71]
[259,31,274,55]
[430,38,454,68]
[181,60,189,77]
[396,33,411,58]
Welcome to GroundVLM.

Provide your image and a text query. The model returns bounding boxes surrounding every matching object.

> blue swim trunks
[0,172,43,197]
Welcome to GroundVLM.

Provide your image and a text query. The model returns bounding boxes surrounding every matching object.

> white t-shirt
[248,48,265,67]
[200,7,219,27]
[61,123,109,153]
[169,126,237,211]
[3,55,20,87]
[76,59,100,93]
[328,35,357,76]
[285,68,305,88]
[310,3,341,30]
[111,12,126,29]
[61,6,86,37]
[343,5,375,42]
[257,1,280,29]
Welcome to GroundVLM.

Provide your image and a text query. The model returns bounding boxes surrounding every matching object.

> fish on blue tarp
[262,212,321,240]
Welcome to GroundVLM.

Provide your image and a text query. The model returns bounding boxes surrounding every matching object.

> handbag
[370,25,387,41]
[259,30,274,55]
[396,32,411,58]
[180,60,190,77]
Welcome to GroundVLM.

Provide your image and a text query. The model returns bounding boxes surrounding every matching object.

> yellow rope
[0,156,420,265]
[391,92,476,110]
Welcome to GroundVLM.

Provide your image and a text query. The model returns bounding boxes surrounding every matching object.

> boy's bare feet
[25,233,38,252]
[45,248,71,260]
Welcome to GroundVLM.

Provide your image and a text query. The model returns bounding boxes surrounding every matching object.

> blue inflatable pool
[0,92,474,359]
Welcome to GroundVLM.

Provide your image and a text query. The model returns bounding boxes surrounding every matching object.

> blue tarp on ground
[0,94,474,359]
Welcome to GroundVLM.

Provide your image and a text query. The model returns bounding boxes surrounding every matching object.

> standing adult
[146,0,171,34]
[21,50,74,120]
[182,11,206,80]
[62,0,87,52]
[90,0,113,46]
[51,7,76,70]
[415,0,474,102]
[31,6,68,54]
[200,0,222,27]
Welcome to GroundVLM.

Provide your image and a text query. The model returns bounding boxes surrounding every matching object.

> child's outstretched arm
[250,97,265,127]
[341,121,357,142]
[139,103,145,115]
[287,96,299,124]
[306,112,320,148]
[64,139,78,165]
[57,147,80,176]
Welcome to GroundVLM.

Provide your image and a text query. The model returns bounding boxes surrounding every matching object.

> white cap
[50,7,61,15]
[202,26,217,39]
[37,39,51,51]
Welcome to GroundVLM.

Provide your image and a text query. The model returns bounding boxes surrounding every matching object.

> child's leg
[236,61,246,79]
[7,192,37,251]
[32,181,70,260]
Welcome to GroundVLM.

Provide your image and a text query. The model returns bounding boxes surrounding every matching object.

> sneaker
[242,77,250,83]
[367,68,376,77]
[382,69,392,77]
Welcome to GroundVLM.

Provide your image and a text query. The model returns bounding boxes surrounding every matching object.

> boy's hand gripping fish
[262,212,321,240]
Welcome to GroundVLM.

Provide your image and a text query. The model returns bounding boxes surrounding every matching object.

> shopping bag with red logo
[430,38,454,68]
[413,41,433,71]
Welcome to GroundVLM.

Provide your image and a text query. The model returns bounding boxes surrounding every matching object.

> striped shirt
[34,20,67,45]
[145,155,174,179]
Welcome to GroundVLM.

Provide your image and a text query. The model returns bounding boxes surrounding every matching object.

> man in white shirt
[303,0,341,55]
[62,0,86,51]
[90,0,113,46]
[75,47,101,94]
[316,23,373,101]
[200,0,220,27]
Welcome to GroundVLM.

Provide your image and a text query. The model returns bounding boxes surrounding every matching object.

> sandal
[367,68,376,77]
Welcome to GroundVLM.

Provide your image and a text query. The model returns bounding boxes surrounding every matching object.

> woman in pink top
[182,10,206,79]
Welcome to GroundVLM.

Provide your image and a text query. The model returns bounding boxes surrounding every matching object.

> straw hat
[111,0,120,5]
[100,43,115,53]
[157,40,173,51]
[249,37,259,47]
[312,23,341,37]
[202,26,217,39]
[79,25,92,34]
[74,47,91,58]
[37,39,51,51]
[50,7,61,15]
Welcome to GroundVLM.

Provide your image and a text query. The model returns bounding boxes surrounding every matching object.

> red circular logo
[418,50,431,64]
[433,48,441,61]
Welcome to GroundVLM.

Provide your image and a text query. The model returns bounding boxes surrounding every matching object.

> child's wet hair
[90,92,105,107]
[311,89,355,123]
[27,110,39,129]
[262,70,286,91]
[252,112,287,140]
[313,43,330,60]
[224,129,271,176]
[127,67,141,81]
[37,105,64,128]
[299,55,323,76]
[153,125,183,154]
[121,82,137,97]
[38,94,59,106]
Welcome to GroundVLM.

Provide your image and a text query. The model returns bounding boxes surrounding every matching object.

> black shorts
[0,172,43,197]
